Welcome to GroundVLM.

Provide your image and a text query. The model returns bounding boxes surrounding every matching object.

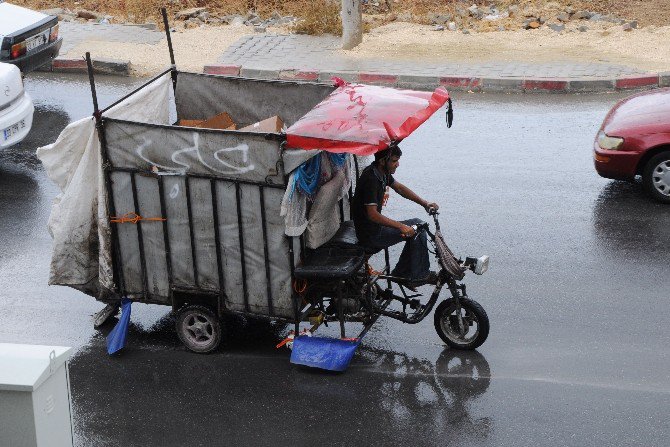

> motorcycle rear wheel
[434,298,489,350]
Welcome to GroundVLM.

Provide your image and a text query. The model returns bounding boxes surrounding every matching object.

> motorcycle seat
[325,220,380,256]
[325,220,359,247]
[294,245,365,281]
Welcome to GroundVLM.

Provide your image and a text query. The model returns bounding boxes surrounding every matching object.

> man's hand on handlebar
[424,202,440,214]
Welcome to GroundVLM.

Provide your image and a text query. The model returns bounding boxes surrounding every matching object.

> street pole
[341,0,362,49]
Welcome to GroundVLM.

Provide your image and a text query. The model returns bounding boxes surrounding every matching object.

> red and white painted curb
[203,64,670,93]
[43,59,669,93]
[40,57,131,76]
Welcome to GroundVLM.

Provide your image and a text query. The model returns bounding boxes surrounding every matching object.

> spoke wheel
[643,152,670,204]
[434,298,489,350]
[176,305,222,353]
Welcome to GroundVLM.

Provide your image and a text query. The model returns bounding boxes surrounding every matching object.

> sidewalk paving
[45,22,670,93]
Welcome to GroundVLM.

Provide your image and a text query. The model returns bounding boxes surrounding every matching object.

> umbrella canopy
[286,78,450,156]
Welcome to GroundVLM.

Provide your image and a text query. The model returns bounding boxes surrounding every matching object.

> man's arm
[390,181,439,211]
[365,205,416,238]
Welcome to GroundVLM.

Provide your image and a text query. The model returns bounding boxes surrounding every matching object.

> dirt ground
[63,24,254,76]
[344,21,670,73]
[588,0,670,27]
[60,18,670,76]
[46,0,670,76]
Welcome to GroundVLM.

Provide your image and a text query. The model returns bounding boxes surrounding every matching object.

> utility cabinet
[0,344,74,447]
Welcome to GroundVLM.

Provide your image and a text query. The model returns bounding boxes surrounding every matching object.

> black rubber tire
[642,151,670,204]
[175,305,222,353]
[434,298,489,350]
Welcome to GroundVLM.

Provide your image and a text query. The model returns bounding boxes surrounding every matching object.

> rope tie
[110,212,166,224]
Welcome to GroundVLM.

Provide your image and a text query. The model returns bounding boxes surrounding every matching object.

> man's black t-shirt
[352,164,395,244]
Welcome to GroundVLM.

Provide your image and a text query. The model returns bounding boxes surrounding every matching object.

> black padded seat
[294,246,365,281]
[325,220,359,247]
[326,220,380,256]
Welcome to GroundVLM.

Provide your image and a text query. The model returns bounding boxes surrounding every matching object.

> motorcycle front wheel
[434,298,489,350]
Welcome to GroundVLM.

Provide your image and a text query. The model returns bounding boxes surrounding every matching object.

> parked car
[0,1,62,73]
[0,61,33,148]
[594,88,670,203]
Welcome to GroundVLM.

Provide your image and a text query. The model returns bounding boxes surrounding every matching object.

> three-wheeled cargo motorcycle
[37,9,490,371]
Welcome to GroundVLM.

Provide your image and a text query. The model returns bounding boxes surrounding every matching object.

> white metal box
[0,344,74,447]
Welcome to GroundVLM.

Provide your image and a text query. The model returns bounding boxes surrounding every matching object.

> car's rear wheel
[642,151,670,204]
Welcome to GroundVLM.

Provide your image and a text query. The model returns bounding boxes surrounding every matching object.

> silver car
[0,1,62,73]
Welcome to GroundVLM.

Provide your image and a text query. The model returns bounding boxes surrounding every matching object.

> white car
[0,1,62,73]
[0,62,33,148]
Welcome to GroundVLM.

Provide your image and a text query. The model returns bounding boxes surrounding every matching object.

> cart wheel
[176,305,222,353]
[434,298,489,350]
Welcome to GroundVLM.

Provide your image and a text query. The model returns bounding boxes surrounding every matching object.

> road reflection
[360,347,492,444]
[592,180,670,258]
[72,314,492,446]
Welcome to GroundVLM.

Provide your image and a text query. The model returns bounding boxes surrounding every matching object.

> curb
[203,64,666,94]
[38,57,131,76]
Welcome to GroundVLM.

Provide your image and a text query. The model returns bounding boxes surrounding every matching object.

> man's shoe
[398,272,438,292]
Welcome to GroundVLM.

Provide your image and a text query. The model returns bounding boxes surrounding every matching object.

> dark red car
[594,88,670,203]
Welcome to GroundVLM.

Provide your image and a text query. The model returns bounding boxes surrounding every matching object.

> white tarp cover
[36,73,173,298]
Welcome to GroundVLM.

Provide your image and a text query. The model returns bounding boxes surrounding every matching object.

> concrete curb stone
[203,64,241,76]
[440,76,482,91]
[92,58,132,76]
[278,69,320,81]
[522,79,568,92]
[567,79,617,92]
[203,66,666,94]
[396,74,440,90]
[317,71,357,83]
[660,72,670,88]
[615,74,659,90]
[43,57,131,76]
[52,60,661,94]
[239,67,280,80]
[357,73,398,85]
[480,78,524,92]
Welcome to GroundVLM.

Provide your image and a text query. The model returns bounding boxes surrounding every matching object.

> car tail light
[49,24,59,42]
[11,42,26,59]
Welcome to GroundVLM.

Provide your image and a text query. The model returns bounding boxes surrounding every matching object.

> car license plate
[26,30,48,52]
[2,119,26,142]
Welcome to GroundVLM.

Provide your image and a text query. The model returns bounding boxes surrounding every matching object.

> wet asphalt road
[1,73,669,446]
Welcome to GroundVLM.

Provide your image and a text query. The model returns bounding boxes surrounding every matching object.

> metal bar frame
[86,53,126,298]
[184,176,199,287]
[157,176,175,308]
[104,117,286,141]
[258,186,275,316]
[89,59,305,322]
[210,180,226,316]
[107,166,285,190]
[102,143,287,306]
[160,7,178,92]
[99,68,173,115]
[130,173,149,300]
[235,183,250,313]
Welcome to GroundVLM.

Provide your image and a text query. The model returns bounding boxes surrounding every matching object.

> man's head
[374,144,402,175]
